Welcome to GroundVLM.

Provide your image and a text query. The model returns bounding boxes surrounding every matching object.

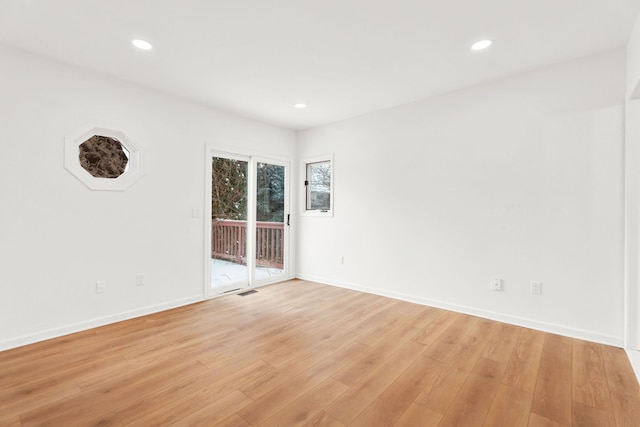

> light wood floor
[2,279,640,427]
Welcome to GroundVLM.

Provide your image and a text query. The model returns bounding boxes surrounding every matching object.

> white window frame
[300,154,333,217]
[64,123,144,191]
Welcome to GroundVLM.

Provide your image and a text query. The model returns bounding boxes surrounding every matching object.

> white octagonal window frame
[65,124,144,191]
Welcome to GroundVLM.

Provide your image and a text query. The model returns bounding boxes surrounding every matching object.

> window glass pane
[211,157,248,289]
[256,162,285,279]
[256,163,285,223]
[307,160,331,210]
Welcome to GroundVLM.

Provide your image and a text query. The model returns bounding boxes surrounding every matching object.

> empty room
[2,0,640,426]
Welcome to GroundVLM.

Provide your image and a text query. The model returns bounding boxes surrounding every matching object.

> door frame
[204,144,291,299]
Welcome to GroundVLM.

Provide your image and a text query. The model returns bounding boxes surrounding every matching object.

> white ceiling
[1,0,638,130]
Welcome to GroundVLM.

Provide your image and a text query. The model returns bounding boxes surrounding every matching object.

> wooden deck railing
[212,220,284,269]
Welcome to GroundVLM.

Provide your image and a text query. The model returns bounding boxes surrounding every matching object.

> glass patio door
[254,159,287,284]
[210,154,250,293]
[208,152,288,295]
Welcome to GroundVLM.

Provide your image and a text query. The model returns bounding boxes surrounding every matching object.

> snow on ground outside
[211,258,283,288]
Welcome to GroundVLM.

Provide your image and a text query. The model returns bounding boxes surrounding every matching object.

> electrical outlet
[490,278,503,292]
[531,281,542,295]
[340,256,345,265]
[96,280,106,294]
[136,274,145,287]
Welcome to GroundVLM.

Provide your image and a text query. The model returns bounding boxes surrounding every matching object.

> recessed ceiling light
[294,103,306,109]
[471,39,492,51]
[132,39,153,50]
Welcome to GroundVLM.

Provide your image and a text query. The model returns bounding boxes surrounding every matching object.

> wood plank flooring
[1,279,639,426]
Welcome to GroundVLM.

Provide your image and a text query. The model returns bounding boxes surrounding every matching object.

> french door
[207,150,289,296]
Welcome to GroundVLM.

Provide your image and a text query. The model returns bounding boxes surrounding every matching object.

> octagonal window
[65,125,143,191]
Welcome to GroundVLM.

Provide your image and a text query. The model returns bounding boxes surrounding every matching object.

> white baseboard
[0,295,204,352]
[296,274,623,348]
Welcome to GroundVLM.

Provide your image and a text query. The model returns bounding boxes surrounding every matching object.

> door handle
[287,214,290,226]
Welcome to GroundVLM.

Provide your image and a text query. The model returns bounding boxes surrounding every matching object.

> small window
[302,155,333,216]
[64,124,143,191]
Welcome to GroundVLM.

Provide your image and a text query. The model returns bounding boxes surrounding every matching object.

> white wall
[0,46,296,350]
[626,12,640,370]
[628,13,640,98]
[297,50,626,345]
